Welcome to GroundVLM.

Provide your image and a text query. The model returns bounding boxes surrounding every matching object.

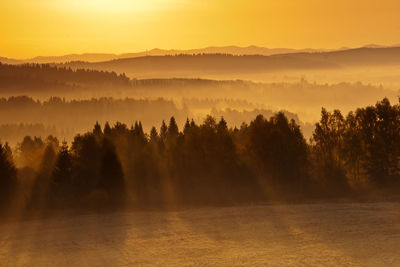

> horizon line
[3,43,400,61]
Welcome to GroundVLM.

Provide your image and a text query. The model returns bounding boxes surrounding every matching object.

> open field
[1,202,400,266]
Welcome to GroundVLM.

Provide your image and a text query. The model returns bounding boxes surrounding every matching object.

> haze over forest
[1,45,400,146]
[1,46,400,195]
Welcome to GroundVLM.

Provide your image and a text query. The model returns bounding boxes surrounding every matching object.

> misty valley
[2,46,400,266]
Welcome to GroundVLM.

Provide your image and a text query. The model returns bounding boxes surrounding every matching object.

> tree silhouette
[312,108,348,193]
[0,143,17,207]
[98,139,124,203]
[167,116,179,141]
[3,102,400,213]
[50,141,73,205]
[160,120,167,141]
[93,121,102,138]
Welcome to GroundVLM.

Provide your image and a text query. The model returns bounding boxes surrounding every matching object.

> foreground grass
[0,202,399,266]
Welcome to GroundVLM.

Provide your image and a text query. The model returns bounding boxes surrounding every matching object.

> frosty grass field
[1,202,399,266]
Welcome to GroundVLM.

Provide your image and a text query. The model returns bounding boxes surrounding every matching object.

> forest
[0,63,130,88]
[1,98,400,216]
[0,96,305,146]
[0,63,396,118]
[60,47,400,75]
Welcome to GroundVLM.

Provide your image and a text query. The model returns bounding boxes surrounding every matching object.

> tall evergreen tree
[51,141,73,203]
[167,116,179,140]
[160,120,167,141]
[93,121,102,137]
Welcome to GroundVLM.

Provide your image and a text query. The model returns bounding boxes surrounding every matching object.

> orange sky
[1,0,400,58]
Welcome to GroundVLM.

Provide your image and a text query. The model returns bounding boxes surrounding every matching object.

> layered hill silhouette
[46,47,400,79]
[0,63,397,123]
[0,46,332,64]
[0,63,130,96]
[2,46,400,85]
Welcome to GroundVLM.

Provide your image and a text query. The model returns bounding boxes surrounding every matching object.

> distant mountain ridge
[46,46,400,79]
[0,45,355,64]
[2,45,400,83]
[1,44,399,65]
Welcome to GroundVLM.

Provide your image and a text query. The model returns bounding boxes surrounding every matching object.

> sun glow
[1,0,400,58]
[65,0,160,14]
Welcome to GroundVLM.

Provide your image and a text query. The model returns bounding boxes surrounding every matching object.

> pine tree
[51,141,73,199]
[160,120,168,141]
[104,122,112,136]
[183,118,191,135]
[167,116,179,140]
[93,121,102,137]
[150,127,159,143]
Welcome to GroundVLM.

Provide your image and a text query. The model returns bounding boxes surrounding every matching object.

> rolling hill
[50,47,400,79]
[0,45,334,64]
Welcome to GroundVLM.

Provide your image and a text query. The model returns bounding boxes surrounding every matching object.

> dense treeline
[1,98,400,216]
[0,96,305,145]
[0,96,188,137]
[0,63,396,121]
[311,98,400,188]
[61,48,400,77]
[131,79,398,122]
[0,63,130,88]
[2,113,307,212]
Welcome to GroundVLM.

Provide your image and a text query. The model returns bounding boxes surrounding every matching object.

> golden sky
[1,0,400,58]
